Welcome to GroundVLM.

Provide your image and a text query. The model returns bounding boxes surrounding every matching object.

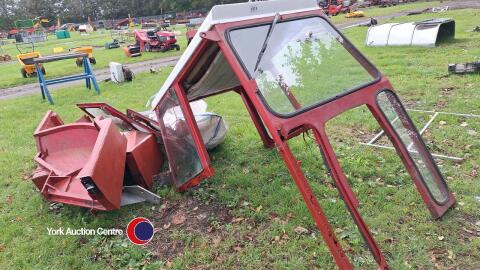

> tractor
[320,0,352,16]
[134,29,180,52]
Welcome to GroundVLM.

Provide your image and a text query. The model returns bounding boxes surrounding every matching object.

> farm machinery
[0,40,11,62]
[186,18,204,45]
[30,1,457,268]
[13,19,48,43]
[70,46,96,66]
[106,29,131,49]
[186,29,197,45]
[104,39,120,49]
[320,0,352,16]
[133,29,180,52]
[345,10,365,18]
[16,42,45,78]
[122,45,142,57]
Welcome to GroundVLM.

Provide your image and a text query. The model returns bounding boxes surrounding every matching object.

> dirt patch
[440,86,456,97]
[148,196,232,261]
[350,126,376,143]
[455,213,480,241]
[435,99,447,109]
[401,98,423,108]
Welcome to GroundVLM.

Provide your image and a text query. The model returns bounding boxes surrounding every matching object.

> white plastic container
[109,62,125,83]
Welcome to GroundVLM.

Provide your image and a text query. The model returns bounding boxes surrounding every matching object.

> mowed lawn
[329,0,442,24]
[0,9,479,269]
[0,25,188,89]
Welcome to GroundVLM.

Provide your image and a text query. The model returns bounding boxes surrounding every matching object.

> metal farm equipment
[134,29,180,52]
[70,46,97,66]
[16,42,45,78]
[31,1,456,268]
[320,0,352,16]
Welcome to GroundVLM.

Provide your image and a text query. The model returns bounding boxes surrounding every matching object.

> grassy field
[0,25,188,89]
[0,8,479,270]
[330,0,442,24]
[0,1,441,90]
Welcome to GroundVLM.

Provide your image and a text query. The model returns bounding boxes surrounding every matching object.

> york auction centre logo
[126,217,155,245]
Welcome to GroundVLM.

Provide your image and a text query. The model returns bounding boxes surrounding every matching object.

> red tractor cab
[134,29,180,52]
[149,0,455,268]
[31,0,456,268]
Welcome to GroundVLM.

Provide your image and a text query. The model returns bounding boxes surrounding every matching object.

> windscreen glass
[155,88,203,187]
[229,17,375,115]
[377,90,449,204]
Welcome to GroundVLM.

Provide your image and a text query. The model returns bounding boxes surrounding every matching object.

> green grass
[0,25,188,89]
[330,0,442,24]
[0,8,480,270]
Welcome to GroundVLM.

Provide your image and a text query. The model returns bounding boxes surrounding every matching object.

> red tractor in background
[134,29,180,52]
[320,0,352,16]
[186,28,197,45]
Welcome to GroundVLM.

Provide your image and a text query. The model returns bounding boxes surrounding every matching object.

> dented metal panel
[366,19,455,47]
[77,118,127,210]
[33,113,127,211]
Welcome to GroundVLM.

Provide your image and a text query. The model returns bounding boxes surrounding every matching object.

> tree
[0,0,246,30]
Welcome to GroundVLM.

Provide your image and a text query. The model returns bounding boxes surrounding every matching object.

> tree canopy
[0,0,243,30]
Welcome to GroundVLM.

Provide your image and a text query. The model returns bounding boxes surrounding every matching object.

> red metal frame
[126,109,162,135]
[124,131,163,190]
[153,8,455,269]
[238,88,275,148]
[153,86,215,191]
[78,103,165,190]
[32,105,167,210]
[34,112,127,211]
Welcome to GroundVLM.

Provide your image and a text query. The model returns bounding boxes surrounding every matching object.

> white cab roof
[151,0,319,108]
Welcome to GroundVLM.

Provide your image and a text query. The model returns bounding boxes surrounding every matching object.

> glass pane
[85,108,134,132]
[377,91,449,203]
[155,88,203,187]
[84,107,149,133]
[229,17,375,115]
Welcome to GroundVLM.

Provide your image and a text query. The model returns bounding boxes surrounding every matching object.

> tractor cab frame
[151,0,455,268]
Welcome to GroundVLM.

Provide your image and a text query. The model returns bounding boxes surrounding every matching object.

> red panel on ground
[77,118,127,210]
[125,131,163,190]
[33,112,127,211]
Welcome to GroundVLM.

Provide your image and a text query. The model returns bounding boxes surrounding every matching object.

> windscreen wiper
[253,12,280,73]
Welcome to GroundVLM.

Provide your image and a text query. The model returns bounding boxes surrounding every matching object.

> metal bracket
[200,31,221,42]
[120,185,161,206]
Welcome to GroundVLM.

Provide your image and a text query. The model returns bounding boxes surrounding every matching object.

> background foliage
[0,0,243,30]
